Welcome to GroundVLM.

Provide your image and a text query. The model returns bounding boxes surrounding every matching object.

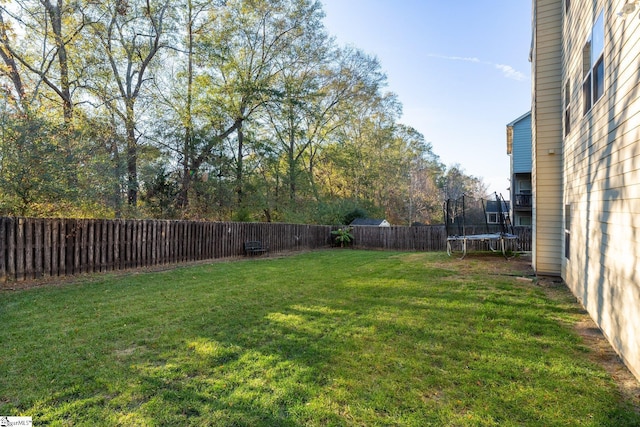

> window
[564,80,571,135]
[583,74,592,113]
[518,179,532,193]
[487,213,498,224]
[583,11,605,114]
[593,56,604,100]
[565,204,571,260]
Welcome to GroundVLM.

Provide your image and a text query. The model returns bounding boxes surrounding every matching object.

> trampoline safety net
[443,193,517,257]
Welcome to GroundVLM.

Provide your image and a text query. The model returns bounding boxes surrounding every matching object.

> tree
[438,164,488,201]
[85,0,171,208]
[0,0,488,222]
[262,16,331,204]
[0,0,90,122]
[163,0,222,211]
[264,45,388,209]
[407,146,446,224]
[0,9,27,112]
[38,0,75,122]
[194,0,325,208]
[0,109,73,215]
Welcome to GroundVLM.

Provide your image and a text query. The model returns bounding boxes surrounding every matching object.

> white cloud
[429,54,528,81]
[495,64,527,81]
[428,54,481,63]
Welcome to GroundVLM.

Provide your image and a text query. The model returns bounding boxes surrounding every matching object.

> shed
[349,218,391,227]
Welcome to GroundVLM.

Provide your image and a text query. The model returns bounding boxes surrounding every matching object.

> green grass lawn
[1,250,638,426]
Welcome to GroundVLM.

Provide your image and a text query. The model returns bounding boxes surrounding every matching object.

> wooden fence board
[49,219,58,276]
[82,220,87,273]
[100,220,106,272]
[0,218,6,282]
[25,220,33,280]
[7,218,15,279]
[73,220,81,275]
[34,219,43,279]
[16,218,25,281]
[58,220,65,276]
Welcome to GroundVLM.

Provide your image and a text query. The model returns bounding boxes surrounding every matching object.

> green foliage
[139,164,180,219]
[0,113,113,217]
[331,226,353,247]
[232,206,253,222]
[1,251,638,425]
[438,164,489,201]
[342,207,368,225]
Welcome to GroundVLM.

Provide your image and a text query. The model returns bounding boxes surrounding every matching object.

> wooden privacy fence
[351,225,532,253]
[0,217,532,283]
[0,218,333,283]
[350,225,449,251]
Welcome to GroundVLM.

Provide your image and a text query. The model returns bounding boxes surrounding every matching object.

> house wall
[509,113,533,227]
[512,114,533,173]
[531,0,563,275]
[560,0,640,380]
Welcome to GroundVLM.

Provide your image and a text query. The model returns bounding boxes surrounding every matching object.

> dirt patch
[437,251,536,278]
[527,261,640,413]
[572,311,640,413]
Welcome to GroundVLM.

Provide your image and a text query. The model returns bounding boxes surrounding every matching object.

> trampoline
[444,193,517,258]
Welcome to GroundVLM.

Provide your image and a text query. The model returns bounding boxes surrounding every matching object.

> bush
[331,227,353,247]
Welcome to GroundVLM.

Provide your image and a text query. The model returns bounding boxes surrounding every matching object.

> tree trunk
[110,137,123,218]
[0,12,27,111]
[43,0,73,123]
[288,126,296,201]
[235,120,244,205]
[125,100,137,207]
[177,0,195,211]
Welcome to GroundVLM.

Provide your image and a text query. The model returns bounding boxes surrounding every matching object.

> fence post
[34,219,43,279]
[0,218,5,282]
[16,218,25,281]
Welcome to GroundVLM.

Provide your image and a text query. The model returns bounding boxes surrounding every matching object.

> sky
[320,0,532,198]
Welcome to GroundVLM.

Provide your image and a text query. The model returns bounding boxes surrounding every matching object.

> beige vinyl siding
[561,0,640,379]
[532,0,563,275]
